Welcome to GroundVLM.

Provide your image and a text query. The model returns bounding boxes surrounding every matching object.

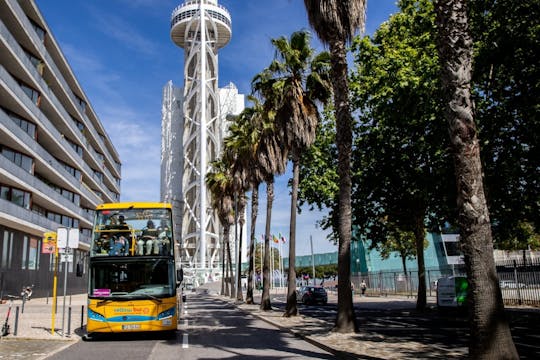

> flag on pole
[272,234,279,243]
[279,233,286,243]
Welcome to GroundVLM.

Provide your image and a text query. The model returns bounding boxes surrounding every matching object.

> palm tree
[223,98,266,305]
[257,133,288,311]
[254,30,332,317]
[246,80,289,310]
[205,159,235,297]
[303,0,367,332]
[434,0,518,358]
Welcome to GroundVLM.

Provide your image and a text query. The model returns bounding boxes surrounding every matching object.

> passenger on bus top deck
[143,220,157,236]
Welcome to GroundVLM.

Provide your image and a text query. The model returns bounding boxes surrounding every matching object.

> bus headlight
[88,309,106,322]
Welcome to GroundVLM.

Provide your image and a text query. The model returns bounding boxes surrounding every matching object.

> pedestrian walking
[361,280,367,296]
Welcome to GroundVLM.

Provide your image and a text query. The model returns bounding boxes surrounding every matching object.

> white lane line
[182,333,189,348]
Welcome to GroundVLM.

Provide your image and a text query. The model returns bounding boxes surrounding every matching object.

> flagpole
[279,239,283,289]
[270,240,274,290]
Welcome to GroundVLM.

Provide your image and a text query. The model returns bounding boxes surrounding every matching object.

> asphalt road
[46,293,335,360]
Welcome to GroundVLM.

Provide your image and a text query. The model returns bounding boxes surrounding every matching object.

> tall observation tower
[167,0,232,278]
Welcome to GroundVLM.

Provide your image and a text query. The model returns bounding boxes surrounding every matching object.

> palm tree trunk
[246,184,259,304]
[260,180,274,310]
[435,1,518,358]
[284,157,299,317]
[224,226,230,297]
[236,200,245,302]
[329,39,358,333]
[227,234,235,299]
[221,228,226,295]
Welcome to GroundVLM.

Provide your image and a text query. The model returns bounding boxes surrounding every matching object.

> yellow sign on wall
[42,231,57,254]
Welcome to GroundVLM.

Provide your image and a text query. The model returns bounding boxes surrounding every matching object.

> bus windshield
[91,207,172,257]
[89,258,175,299]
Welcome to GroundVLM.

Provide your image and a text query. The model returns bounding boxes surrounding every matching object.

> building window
[48,253,55,272]
[31,203,46,217]
[2,107,37,139]
[66,137,83,157]
[74,94,87,112]
[18,80,41,106]
[28,238,40,270]
[71,116,85,132]
[46,210,79,228]
[1,230,14,270]
[22,47,43,75]
[1,146,34,173]
[0,184,31,209]
[58,159,82,181]
[28,18,46,43]
[93,170,103,183]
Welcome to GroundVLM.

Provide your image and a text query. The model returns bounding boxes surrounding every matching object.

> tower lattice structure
[170,0,231,272]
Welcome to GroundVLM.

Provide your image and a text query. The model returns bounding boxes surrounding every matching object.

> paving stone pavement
[0,293,84,359]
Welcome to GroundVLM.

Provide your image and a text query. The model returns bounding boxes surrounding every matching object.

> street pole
[234,192,238,298]
[310,235,315,286]
[61,230,69,337]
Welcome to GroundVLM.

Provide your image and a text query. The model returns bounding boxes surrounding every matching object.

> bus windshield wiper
[138,293,162,303]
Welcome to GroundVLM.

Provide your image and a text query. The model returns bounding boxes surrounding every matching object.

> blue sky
[36,0,397,256]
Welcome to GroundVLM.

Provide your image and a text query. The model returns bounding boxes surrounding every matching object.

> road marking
[182,333,189,348]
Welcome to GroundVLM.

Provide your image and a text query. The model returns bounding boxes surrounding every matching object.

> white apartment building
[0,0,121,297]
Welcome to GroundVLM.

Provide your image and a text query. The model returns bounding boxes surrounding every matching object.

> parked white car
[500,280,526,288]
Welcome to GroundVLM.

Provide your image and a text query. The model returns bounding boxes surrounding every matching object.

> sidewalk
[0,293,86,340]
[209,288,466,360]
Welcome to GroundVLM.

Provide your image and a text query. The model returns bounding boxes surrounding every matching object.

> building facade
[0,0,121,298]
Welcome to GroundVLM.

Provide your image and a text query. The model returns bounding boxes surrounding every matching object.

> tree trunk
[400,249,408,276]
[236,196,244,302]
[224,225,230,297]
[414,218,427,311]
[260,180,274,310]
[284,157,299,317]
[435,1,518,358]
[221,228,226,296]
[246,184,259,304]
[226,231,235,299]
[329,39,358,333]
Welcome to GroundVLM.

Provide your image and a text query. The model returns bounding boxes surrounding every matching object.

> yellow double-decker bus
[86,202,183,337]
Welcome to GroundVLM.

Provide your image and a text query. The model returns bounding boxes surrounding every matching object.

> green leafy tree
[350,0,454,311]
[469,0,540,249]
[435,0,518,357]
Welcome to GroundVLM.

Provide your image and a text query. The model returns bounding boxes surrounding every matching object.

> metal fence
[359,258,540,307]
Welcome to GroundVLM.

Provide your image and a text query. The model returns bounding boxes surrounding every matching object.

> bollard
[21,298,25,314]
[67,307,71,336]
[46,291,49,305]
[14,306,19,336]
[80,305,84,329]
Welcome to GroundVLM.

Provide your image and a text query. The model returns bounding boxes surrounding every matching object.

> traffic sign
[60,254,73,263]
[42,232,57,254]
[56,228,80,249]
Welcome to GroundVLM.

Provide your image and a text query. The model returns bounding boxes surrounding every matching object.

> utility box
[436,276,468,308]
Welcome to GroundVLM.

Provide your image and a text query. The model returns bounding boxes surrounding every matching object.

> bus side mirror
[176,268,184,288]
[76,263,83,277]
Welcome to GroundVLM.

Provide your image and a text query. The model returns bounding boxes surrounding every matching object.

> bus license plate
[122,324,141,330]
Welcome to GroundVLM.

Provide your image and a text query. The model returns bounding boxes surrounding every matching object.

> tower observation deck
[169,0,232,276]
